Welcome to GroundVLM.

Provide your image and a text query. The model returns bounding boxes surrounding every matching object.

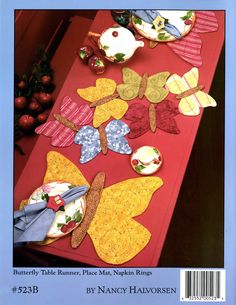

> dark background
[14,10,224,268]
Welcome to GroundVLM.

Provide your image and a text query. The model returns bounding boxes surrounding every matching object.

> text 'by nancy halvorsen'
[86,286,177,294]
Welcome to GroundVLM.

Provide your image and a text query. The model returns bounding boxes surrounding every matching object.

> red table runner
[14,10,224,267]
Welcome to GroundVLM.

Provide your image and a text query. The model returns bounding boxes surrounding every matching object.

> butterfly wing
[167,32,202,67]
[165,73,188,94]
[43,151,89,186]
[74,126,101,163]
[60,96,93,125]
[35,96,90,147]
[166,68,201,116]
[105,120,132,154]
[125,103,150,138]
[145,72,170,103]
[88,176,163,264]
[93,98,128,128]
[117,67,142,100]
[193,11,218,33]
[77,78,116,102]
[122,67,142,84]
[156,100,180,134]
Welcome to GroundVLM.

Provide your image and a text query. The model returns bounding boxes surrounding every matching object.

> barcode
[180,270,225,302]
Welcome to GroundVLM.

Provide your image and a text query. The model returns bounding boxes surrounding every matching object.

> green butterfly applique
[117,67,170,103]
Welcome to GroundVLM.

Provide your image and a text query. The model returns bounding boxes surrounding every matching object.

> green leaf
[135,164,145,173]
[57,223,64,228]
[73,210,82,223]
[153,148,159,154]
[41,193,49,201]
[66,215,72,223]
[181,11,192,21]
[134,16,142,25]
[112,25,120,28]
[79,50,86,59]
[114,53,126,62]
[59,206,65,212]
[158,33,170,40]
[103,45,109,50]
[96,60,104,66]
[187,11,193,18]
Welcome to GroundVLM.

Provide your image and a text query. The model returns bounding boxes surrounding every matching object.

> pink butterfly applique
[35,96,93,147]
[167,11,219,67]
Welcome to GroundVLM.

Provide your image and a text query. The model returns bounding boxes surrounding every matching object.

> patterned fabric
[168,32,203,67]
[167,11,219,67]
[193,11,219,33]
[130,10,182,38]
[35,96,93,147]
[74,120,132,163]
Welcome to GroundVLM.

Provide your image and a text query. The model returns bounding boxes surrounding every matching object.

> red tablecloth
[14,10,224,267]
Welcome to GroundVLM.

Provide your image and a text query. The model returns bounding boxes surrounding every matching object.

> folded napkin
[14,185,88,244]
[130,10,181,38]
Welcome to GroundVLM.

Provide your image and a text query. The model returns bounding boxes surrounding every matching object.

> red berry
[67,220,77,229]
[41,75,51,86]
[112,31,118,37]
[61,224,69,233]
[18,115,35,131]
[17,80,26,90]
[14,96,27,110]
[132,159,139,166]
[38,92,52,106]
[184,19,192,25]
[88,55,106,74]
[28,98,43,113]
[153,158,160,165]
[37,112,48,124]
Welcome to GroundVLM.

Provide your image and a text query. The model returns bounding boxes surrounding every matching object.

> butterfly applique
[77,78,128,128]
[117,67,170,103]
[165,67,217,116]
[125,100,180,138]
[35,96,93,147]
[41,151,164,265]
[74,120,132,163]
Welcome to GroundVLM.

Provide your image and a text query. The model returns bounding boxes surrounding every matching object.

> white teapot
[88,25,144,63]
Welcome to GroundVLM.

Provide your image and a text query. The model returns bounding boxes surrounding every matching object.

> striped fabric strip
[167,32,202,67]
[35,96,93,147]
[193,11,219,33]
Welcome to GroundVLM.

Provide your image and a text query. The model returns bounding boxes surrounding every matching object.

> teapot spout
[135,40,145,49]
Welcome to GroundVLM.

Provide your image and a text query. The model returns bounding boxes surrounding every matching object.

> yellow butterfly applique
[77,78,128,128]
[165,67,217,116]
[41,151,163,265]
[117,67,170,103]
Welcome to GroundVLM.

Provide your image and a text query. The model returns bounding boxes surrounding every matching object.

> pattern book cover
[0,1,235,304]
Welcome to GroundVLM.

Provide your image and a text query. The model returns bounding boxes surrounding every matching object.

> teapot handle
[88,31,101,47]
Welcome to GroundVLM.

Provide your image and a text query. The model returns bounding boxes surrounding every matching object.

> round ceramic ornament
[28,181,86,238]
[131,10,196,42]
[131,146,163,175]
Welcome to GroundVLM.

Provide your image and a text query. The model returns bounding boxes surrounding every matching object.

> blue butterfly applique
[74,120,132,163]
